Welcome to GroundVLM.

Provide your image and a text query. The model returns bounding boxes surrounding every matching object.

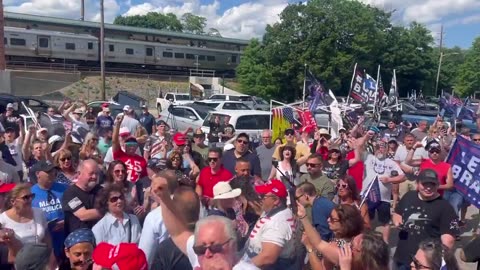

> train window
[163,52,173,58]
[88,42,93,50]
[39,38,49,48]
[186,54,195,59]
[125,48,134,55]
[10,38,26,46]
[146,48,153,56]
[65,43,75,50]
[198,55,206,61]
[174,53,184,59]
[109,44,114,52]
[231,55,237,63]
[207,56,216,62]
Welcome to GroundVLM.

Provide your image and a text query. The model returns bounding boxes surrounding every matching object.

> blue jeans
[443,190,465,216]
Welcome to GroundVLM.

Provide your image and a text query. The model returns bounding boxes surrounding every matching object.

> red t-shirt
[113,149,147,183]
[420,159,451,195]
[346,150,364,191]
[198,166,233,198]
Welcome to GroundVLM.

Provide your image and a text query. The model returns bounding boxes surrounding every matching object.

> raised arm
[405,142,423,167]
[112,114,124,153]
[62,103,77,122]
[22,125,36,161]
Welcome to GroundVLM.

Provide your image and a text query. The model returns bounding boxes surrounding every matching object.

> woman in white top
[0,183,51,245]
[92,184,141,245]
[268,145,299,185]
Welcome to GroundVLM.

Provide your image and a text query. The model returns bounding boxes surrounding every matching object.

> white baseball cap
[123,105,131,111]
[119,127,130,136]
[6,103,14,109]
[213,182,241,200]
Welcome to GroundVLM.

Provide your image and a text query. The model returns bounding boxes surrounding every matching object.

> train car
[5,27,99,63]
[4,26,241,73]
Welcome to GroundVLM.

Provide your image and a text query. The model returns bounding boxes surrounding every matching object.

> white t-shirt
[103,146,141,166]
[244,208,295,261]
[186,235,259,270]
[121,116,140,136]
[6,138,23,172]
[0,160,20,183]
[394,145,428,162]
[0,208,47,244]
[362,154,404,202]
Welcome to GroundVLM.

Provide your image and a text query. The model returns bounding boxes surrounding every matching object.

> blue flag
[446,136,480,208]
[367,176,381,204]
[306,70,332,111]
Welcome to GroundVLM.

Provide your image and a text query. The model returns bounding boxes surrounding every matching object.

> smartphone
[272,160,279,168]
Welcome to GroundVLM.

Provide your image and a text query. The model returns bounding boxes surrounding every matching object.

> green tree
[181,13,207,34]
[455,37,480,97]
[237,0,441,102]
[113,12,183,31]
[431,46,466,96]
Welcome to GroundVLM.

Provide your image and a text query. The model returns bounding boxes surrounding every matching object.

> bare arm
[73,207,101,222]
[112,115,124,152]
[62,103,77,122]
[195,176,203,198]
[439,168,454,190]
[22,126,35,161]
[251,242,283,267]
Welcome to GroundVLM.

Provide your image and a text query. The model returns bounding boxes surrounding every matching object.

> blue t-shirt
[311,196,335,241]
[31,182,68,257]
[139,113,155,135]
[96,115,114,135]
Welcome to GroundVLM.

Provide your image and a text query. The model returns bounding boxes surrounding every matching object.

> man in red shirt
[196,147,233,202]
[112,114,147,183]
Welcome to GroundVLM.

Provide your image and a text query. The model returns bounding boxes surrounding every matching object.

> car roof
[209,110,271,117]
[195,100,244,104]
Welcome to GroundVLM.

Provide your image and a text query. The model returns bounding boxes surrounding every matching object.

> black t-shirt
[61,184,103,235]
[394,191,459,264]
[151,238,192,270]
[208,122,221,143]
[135,176,151,206]
[322,160,349,180]
[0,244,12,270]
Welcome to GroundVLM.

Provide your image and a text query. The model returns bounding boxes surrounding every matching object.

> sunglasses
[207,157,219,163]
[193,238,232,255]
[193,134,205,138]
[109,195,124,203]
[328,215,340,223]
[306,163,321,168]
[336,183,348,189]
[285,132,295,136]
[171,157,181,161]
[295,193,305,200]
[473,138,480,142]
[429,149,441,154]
[60,157,72,162]
[237,139,249,145]
[19,194,35,201]
[114,169,126,174]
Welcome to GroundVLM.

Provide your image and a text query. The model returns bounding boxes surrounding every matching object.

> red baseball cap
[255,179,288,198]
[0,180,15,193]
[173,132,187,146]
[93,242,147,270]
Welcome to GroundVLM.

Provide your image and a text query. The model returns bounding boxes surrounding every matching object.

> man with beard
[360,137,405,243]
[61,159,103,235]
[393,169,458,270]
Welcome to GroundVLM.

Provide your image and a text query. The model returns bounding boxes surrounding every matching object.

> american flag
[272,107,283,119]
[367,176,381,204]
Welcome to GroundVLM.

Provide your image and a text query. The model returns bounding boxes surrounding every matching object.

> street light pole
[100,0,106,100]
[435,52,459,97]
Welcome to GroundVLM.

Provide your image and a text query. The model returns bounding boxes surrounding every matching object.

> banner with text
[349,66,367,103]
[446,136,480,208]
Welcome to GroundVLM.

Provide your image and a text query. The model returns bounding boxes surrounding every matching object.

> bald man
[61,159,103,235]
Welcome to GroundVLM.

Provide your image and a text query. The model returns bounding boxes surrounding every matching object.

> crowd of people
[0,100,478,270]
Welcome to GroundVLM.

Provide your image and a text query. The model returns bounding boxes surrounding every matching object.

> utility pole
[81,0,85,21]
[100,0,106,100]
[434,25,444,97]
[0,0,6,70]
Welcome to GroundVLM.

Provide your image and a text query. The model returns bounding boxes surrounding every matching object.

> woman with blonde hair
[53,149,77,185]
[0,184,52,246]
[79,132,103,164]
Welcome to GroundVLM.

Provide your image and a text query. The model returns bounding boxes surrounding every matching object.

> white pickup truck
[156,92,192,112]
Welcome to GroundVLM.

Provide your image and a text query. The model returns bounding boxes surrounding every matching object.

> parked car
[159,104,213,132]
[193,100,253,110]
[156,92,192,113]
[87,100,142,118]
[201,110,271,142]
[0,94,51,114]
[208,94,270,111]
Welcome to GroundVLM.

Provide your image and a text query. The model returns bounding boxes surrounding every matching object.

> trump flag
[446,136,480,208]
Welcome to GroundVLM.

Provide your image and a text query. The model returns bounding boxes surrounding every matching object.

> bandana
[64,228,96,249]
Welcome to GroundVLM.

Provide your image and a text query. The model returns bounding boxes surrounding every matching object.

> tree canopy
[237,0,478,101]
[114,12,219,36]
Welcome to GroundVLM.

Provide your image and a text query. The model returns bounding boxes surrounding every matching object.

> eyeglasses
[410,255,432,269]
[328,215,340,223]
[336,183,348,189]
[19,194,35,201]
[306,163,321,168]
[60,157,72,162]
[113,169,126,174]
[193,238,233,255]
[295,193,305,200]
[285,132,294,136]
[207,157,219,163]
[237,139,249,145]
[473,138,480,142]
[171,157,181,161]
[109,195,124,203]
[429,149,441,154]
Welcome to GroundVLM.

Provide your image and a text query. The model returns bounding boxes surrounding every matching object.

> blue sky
[5,0,480,48]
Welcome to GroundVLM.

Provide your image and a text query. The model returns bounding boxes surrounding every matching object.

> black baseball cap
[147,158,167,171]
[417,169,439,185]
[5,127,15,133]
[425,140,441,151]
[29,161,56,183]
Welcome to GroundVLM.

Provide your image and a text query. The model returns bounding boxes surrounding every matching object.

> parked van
[208,94,270,111]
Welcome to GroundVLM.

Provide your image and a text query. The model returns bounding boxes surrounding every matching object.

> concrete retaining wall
[10,70,80,96]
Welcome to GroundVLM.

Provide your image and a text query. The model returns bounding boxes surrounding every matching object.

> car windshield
[176,95,191,101]
[195,107,213,119]
[253,97,268,105]
[202,113,229,127]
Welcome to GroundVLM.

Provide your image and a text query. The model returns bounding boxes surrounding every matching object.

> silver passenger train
[3,27,241,71]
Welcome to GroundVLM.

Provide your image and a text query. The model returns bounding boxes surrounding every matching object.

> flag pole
[393,69,398,109]
[269,100,273,130]
[360,176,377,208]
[374,65,380,116]
[346,63,357,105]
[302,63,307,109]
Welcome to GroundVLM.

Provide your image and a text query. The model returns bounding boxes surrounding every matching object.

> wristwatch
[306,247,313,253]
